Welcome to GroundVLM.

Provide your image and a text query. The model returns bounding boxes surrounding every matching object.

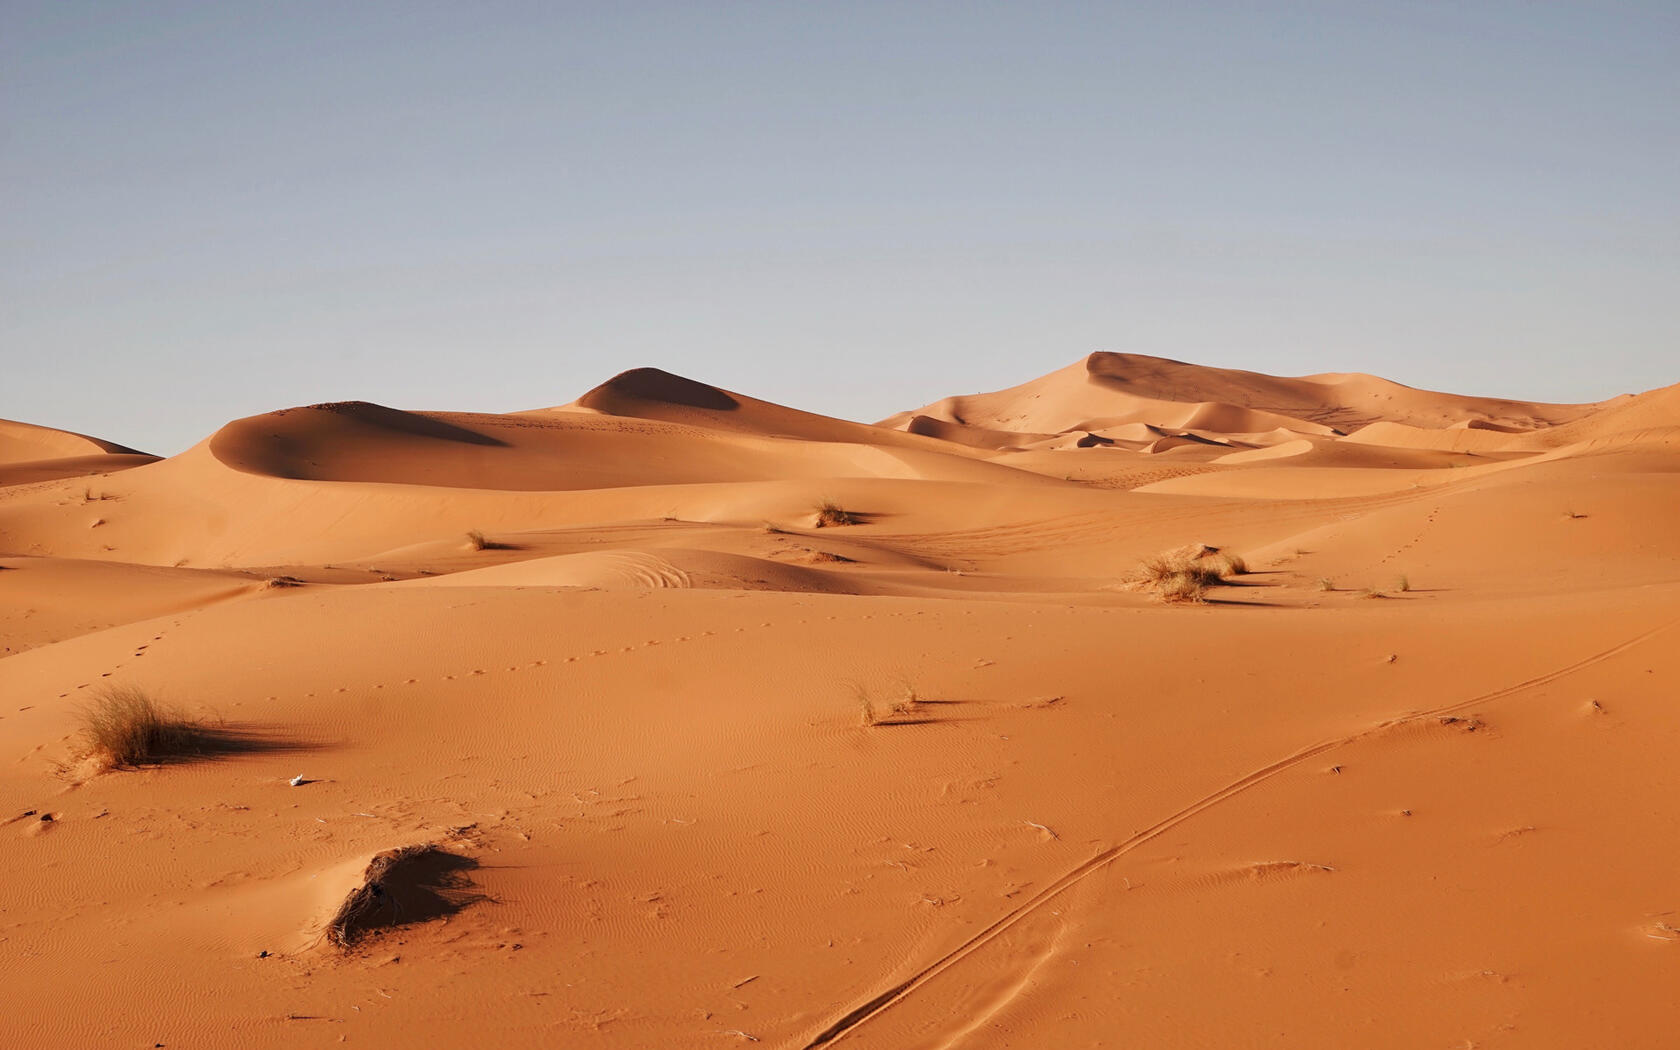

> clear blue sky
[4,1,1676,454]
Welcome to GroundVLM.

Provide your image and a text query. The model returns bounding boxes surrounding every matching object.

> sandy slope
[0,418,158,486]
[2,359,1678,1049]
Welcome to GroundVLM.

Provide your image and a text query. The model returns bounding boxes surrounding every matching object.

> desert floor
[3,353,1678,1048]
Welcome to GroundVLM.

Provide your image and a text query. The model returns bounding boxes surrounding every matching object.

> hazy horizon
[6,2,1676,455]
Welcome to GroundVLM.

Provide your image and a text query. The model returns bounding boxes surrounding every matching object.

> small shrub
[463,530,513,551]
[79,686,207,767]
[1208,551,1247,576]
[855,679,921,726]
[815,500,857,528]
[1137,555,1221,589]
[1394,574,1410,592]
[1156,571,1207,603]
[1134,549,1229,603]
[1316,577,1335,592]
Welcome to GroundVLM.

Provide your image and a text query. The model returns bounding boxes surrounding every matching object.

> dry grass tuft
[76,685,297,771]
[1316,577,1335,592]
[855,679,922,727]
[326,844,482,949]
[78,686,211,768]
[803,549,854,564]
[463,529,513,551]
[1133,550,1233,603]
[1394,574,1411,592]
[1155,570,1209,603]
[814,500,857,528]
[1207,551,1248,576]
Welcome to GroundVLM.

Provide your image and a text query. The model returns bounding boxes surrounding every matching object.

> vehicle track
[796,613,1680,1048]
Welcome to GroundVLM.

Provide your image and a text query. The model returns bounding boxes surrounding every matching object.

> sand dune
[208,399,994,490]
[3,355,1678,1048]
[884,352,1603,450]
[556,367,991,457]
[1500,380,1680,451]
[0,418,157,486]
[0,418,147,463]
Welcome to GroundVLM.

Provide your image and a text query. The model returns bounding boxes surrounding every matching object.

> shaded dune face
[576,367,742,413]
[2,354,1679,1050]
[207,402,526,486]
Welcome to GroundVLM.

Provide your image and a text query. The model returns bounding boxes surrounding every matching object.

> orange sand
[3,353,1677,1048]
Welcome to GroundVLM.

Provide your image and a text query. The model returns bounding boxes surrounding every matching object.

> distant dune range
[3,353,1678,1048]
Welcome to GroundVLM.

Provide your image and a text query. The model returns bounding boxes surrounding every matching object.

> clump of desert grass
[1130,545,1244,603]
[326,843,482,950]
[1394,574,1411,592]
[463,529,513,551]
[1205,550,1247,576]
[855,678,922,727]
[1316,577,1335,592]
[814,500,857,528]
[77,685,212,768]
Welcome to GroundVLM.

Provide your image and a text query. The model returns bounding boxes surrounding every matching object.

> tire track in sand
[796,614,1680,1048]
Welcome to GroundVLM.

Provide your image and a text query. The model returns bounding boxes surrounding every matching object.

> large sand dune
[3,355,1677,1048]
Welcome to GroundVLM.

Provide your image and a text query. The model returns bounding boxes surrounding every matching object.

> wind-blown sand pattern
[3,352,1678,1048]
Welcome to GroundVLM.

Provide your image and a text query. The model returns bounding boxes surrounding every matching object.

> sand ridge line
[795,612,1680,1048]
